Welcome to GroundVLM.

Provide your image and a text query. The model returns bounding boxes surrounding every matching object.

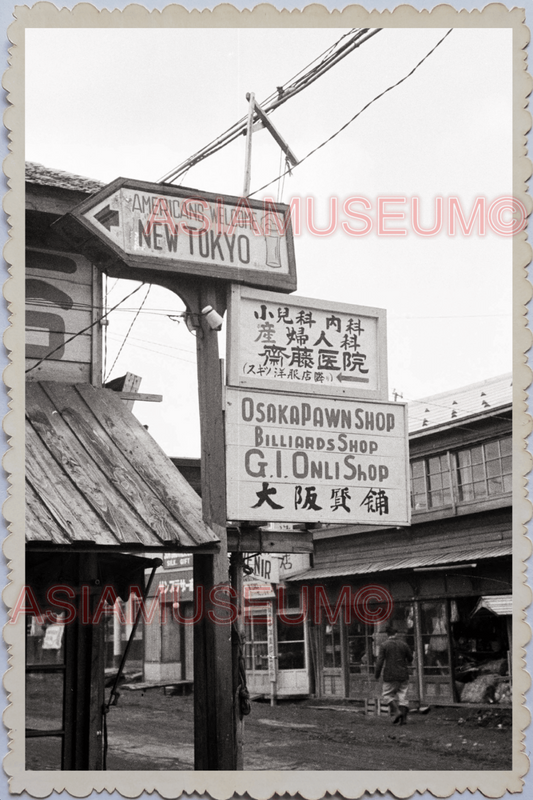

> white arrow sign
[54,178,297,292]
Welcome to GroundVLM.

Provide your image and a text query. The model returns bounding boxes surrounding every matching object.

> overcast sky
[25,25,513,456]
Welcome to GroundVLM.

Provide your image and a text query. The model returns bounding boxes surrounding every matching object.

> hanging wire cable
[105,284,152,382]
[25,282,147,375]
[106,333,197,365]
[102,273,109,382]
[276,147,284,204]
[158,28,381,184]
[249,29,453,198]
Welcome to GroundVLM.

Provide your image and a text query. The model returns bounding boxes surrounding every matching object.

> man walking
[374,623,413,725]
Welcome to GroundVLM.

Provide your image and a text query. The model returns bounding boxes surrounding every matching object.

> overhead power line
[105,284,152,382]
[249,28,453,197]
[158,27,381,184]
[25,282,147,375]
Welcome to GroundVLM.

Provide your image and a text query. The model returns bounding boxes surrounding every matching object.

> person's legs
[397,681,410,725]
[382,681,401,723]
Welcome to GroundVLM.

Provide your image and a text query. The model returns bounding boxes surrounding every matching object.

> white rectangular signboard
[225,387,410,525]
[227,286,388,400]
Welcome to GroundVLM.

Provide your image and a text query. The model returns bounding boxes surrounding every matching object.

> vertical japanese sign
[227,285,388,400]
[266,603,277,686]
[225,387,410,525]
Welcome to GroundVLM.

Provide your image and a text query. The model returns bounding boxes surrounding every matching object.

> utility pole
[161,277,237,770]
[192,281,236,769]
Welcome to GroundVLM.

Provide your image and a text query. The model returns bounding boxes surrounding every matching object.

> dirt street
[99,690,512,772]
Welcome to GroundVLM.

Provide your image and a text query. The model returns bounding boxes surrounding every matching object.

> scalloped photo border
[2,2,532,797]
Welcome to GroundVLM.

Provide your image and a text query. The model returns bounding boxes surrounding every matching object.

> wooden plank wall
[25,247,102,385]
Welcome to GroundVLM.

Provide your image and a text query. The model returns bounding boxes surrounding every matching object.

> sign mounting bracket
[243,92,299,198]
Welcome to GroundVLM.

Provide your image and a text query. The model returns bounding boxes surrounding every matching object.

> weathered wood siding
[25,247,102,384]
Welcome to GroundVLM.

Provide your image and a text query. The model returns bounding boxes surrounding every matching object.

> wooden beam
[230,552,245,768]
[227,528,314,554]
[112,392,163,403]
[246,93,299,167]
[243,92,255,197]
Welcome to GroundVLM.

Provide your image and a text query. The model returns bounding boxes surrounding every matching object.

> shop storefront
[289,373,513,707]
[143,553,194,683]
[244,552,311,700]
[294,548,512,707]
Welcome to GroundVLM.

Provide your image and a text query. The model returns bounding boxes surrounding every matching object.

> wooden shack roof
[26,381,219,551]
[26,161,104,194]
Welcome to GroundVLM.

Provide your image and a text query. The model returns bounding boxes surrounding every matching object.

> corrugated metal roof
[408,373,512,433]
[473,594,512,616]
[25,161,104,194]
[288,544,511,581]
[26,381,219,550]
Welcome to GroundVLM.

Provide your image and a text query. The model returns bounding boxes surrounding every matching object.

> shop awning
[287,544,512,581]
[26,550,162,605]
[472,594,513,616]
[26,381,219,550]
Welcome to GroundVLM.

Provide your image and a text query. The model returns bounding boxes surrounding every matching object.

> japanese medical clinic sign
[225,387,410,526]
[54,178,296,292]
[227,286,388,400]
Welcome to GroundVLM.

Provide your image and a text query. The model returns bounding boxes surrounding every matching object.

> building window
[245,617,268,671]
[347,619,374,674]
[411,436,512,511]
[421,601,450,674]
[411,455,452,510]
[277,617,305,670]
[323,622,342,668]
[456,437,512,501]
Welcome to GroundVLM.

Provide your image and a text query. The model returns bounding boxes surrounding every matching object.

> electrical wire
[25,282,147,374]
[105,285,152,382]
[102,273,108,382]
[106,331,196,359]
[158,28,381,184]
[106,333,197,365]
[249,29,453,198]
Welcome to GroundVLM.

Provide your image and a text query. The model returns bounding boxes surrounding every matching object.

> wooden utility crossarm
[246,93,299,167]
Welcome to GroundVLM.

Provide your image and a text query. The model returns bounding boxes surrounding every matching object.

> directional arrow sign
[94,205,120,232]
[53,177,297,292]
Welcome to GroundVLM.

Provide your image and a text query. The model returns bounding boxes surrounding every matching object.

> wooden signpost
[53,143,408,769]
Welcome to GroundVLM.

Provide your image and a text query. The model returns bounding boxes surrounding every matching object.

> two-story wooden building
[288,375,513,707]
